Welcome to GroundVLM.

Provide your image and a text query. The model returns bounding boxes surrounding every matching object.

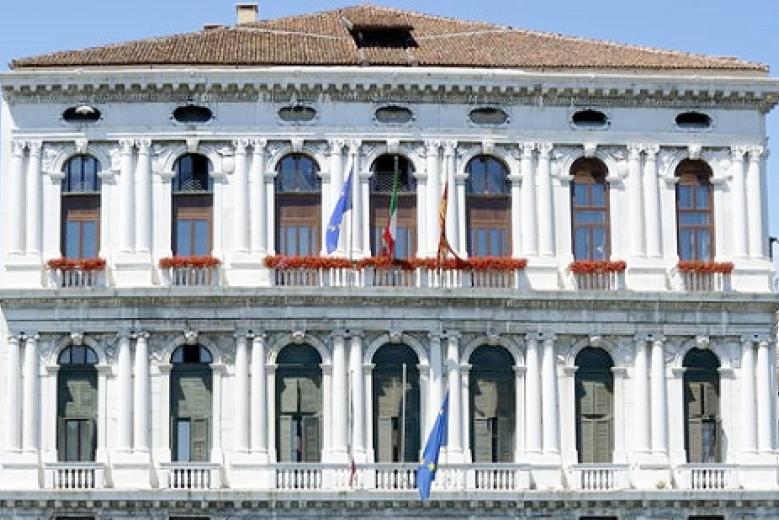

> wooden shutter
[190,418,209,462]
[497,415,514,462]
[81,420,96,462]
[472,419,492,462]
[278,415,294,462]
[377,417,394,462]
[279,378,298,413]
[302,415,321,462]
[299,376,320,414]
[405,417,419,462]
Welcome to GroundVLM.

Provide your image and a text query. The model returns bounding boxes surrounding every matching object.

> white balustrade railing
[44,463,104,489]
[569,464,630,491]
[166,267,219,287]
[371,463,417,490]
[574,271,623,291]
[161,463,221,489]
[275,464,335,490]
[273,268,357,287]
[465,270,518,289]
[470,464,530,490]
[49,268,105,288]
[675,464,736,490]
[669,269,729,292]
[363,267,417,288]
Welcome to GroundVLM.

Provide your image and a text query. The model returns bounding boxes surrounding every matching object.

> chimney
[236,3,258,25]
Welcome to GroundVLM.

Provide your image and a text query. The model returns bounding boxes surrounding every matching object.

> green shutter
[497,415,514,462]
[57,417,66,461]
[278,415,294,462]
[190,418,209,462]
[299,377,320,414]
[81,420,96,462]
[594,419,612,463]
[579,419,595,463]
[687,419,704,463]
[377,417,394,462]
[473,418,492,462]
[279,378,298,413]
[302,415,320,462]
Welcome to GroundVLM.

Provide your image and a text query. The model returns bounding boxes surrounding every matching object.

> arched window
[372,344,420,462]
[170,344,213,462]
[574,347,614,463]
[469,346,515,462]
[276,345,323,462]
[683,348,721,463]
[676,160,714,261]
[61,155,101,258]
[172,154,213,256]
[57,345,98,462]
[465,156,510,257]
[369,154,417,258]
[571,158,610,261]
[275,154,321,256]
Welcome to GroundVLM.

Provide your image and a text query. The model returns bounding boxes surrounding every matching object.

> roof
[9,4,768,72]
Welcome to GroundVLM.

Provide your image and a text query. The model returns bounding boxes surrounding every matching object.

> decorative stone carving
[583,142,597,158]
[184,329,199,345]
[388,330,403,344]
[291,330,306,344]
[186,137,200,153]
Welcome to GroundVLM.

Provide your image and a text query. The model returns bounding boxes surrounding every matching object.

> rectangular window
[61,195,100,258]
[63,419,94,462]
[276,194,320,256]
[173,195,212,256]
[466,196,511,257]
[676,179,714,261]
[176,419,191,462]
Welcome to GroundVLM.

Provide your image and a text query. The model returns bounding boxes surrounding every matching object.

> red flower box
[356,256,415,270]
[677,260,734,274]
[569,260,627,274]
[264,255,352,270]
[159,255,221,269]
[409,256,527,272]
[46,257,106,272]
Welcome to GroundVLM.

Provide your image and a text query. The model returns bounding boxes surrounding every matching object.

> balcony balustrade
[47,266,105,288]
[164,266,219,287]
[160,462,222,489]
[573,271,624,291]
[568,464,630,491]
[271,267,521,289]
[675,464,737,490]
[44,462,105,489]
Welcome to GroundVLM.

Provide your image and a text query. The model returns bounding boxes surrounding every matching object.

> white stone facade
[1,48,779,520]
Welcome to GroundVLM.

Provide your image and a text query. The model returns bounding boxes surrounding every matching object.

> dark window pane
[174,154,212,192]
[66,420,80,461]
[276,155,321,193]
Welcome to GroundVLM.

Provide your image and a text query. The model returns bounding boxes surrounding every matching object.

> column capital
[537,142,553,157]
[643,144,660,157]
[731,145,749,160]
[513,365,526,376]
[252,138,268,151]
[524,332,543,343]
[428,331,444,341]
[27,140,43,156]
[11,140,27,156]
[118,139,135,153]
[444,330,461,341]
[134,331,150,341]
[424,139,442,155]
[135,138,152,152]
[634,333,656,343]
[627,143,644,159]
[443,140,458,156]
[348,139,362,154]
[232,138,250,154]
[348,329,364,340]
[249,330,268,341]
[519,142,536,158]
[233,329,254,340]
[749,145,765,161]
[330,330,348,341]
[328,138,346,152]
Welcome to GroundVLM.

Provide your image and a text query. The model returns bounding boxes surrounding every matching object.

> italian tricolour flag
[381,167,400,258]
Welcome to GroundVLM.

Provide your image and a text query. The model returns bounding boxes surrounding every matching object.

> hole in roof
[375,105,413,124]
[469,107,509,126]
[62,105,101,123]
[172,105,213,124]
[676,111,712,130]
[350,25,417,49]
[572,109,609,128]
[278,105,317,123]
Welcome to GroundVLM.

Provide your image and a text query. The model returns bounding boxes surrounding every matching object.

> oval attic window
[62,105,101,123]
[469,107,509,126]
[278,105,317,122]
[375,106,413,124]
[173,105,213,124]
[675,111,712,130]
[572,109,609,128]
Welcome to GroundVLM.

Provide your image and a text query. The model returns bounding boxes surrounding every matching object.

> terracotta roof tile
[9,4,767,72]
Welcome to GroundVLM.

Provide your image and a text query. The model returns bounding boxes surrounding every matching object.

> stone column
[741,338,757,452]
[445,332,462,461]
[8,142,26,254]
[250,333,267,456]
[327,139,345,256]
[25,141,42,255]
[117,333,133,451]
[331,332,348,461]
[756,339,773,452]
[537,143,555,257]
[428,333,444,435]
[43,365,59,462]
[22,334,39,452]
[349,140,364,258]
[514,365,526,461]
[118,139,136,252]
[525,334,542,453]
[541,336,559,453]
[650,337,668,454]
[520,142,538,256]
[266,364,276,461]
[133,332,150,453]
[250,139,268,254]
[234,332,250,453]
[349,332,366,460]
[444,141,458,253]
[233,140,250,254]
[425,141,441,257]
[96,364,111,462]
[611,366,628,462]
[633,336,651,453]
[667,367,687,464]
[627,144,645,257]
[730,146,749,258]
[265,170,276,255]
[210,364,225,461]
[455,172,468,257]
[5,335,21,451]
[643,144,662,258]
[746,146,765,258]
[135,139,153,254]
[157,363,172,462]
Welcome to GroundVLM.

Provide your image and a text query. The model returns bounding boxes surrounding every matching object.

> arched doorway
[170,344,213,462]
[683,348,721,463]
[469,346,515,462]
[575,347,614,463]
[57,345,99,461]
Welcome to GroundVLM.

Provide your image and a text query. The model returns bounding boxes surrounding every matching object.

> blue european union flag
[417,392,449,501]
[325,168,353,254]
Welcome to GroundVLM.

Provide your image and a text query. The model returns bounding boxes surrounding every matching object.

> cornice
[2,67,777,111]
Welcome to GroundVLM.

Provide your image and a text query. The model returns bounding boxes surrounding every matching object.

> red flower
[46,257,106,272]
[264,255,352,270]
[159,255,221,269]
[409,256,527,272]
[356,256,415,270]
[569,260,627,274]
[677,261,734,274]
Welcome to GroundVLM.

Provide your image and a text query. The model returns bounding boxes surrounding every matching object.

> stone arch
[362,144,426,177]
[48,333,107,367]
[267,144,327,175]
[563,336,620,368]
[268,333,331,365]
[557,149,621,183]
[161,333,222,365]
[457,146,518,179]
[461,335,523,367]
[49,145,112,178]
[660,148,720,183]
[158,143,226,179]
[364,333,429,366]
[671,336,732,370]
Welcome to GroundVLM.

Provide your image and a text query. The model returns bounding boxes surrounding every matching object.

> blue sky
[2,0,777,236]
